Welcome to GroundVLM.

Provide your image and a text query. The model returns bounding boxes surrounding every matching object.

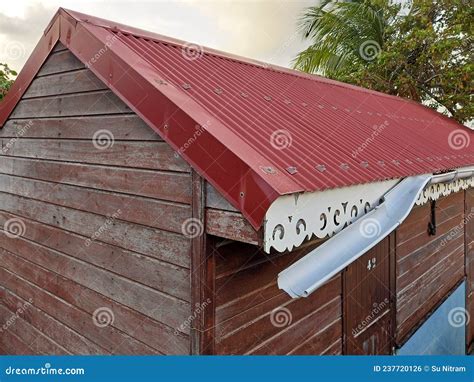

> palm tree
[292,0,388,76]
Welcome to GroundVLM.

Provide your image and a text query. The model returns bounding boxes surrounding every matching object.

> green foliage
[293,0,473,124]
[0,63,17,101]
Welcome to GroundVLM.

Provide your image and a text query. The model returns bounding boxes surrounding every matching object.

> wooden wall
[465,189,474,351]
[0,45,192,354]
[395,192,466,345]
[205,183,261,245]
[212,241,342,355]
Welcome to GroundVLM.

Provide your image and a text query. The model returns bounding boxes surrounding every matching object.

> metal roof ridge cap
[58,9,467,121]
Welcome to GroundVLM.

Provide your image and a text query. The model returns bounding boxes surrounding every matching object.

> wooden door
[343,237,393,354]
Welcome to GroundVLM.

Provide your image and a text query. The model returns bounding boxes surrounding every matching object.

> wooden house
[0,8,473,355]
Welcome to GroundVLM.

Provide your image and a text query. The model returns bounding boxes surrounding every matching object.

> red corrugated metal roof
[1,8,473,229]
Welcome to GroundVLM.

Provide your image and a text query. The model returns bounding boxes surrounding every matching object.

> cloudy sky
[0,0,314,72]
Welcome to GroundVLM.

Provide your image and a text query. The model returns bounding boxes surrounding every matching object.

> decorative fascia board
[264,175,474,253]
[416,176,474,205]
[263,179,399,253]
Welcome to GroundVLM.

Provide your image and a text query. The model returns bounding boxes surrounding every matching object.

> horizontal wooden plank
[215,278,341,354]
[0,210,190,301]
[1,138,189,172]
[0,303,69,355]
[0,245,189,335]
[396,251,464,342]
[289,319,342,355]
[1,115,161,140]
[0,255,188,355]
[37,50,85,76]
[0,266,159,354]
[0,192,191,268]
[0,174,191,234]
[24,68,107,98]
[10,90,131,119]
[397,192,464,245]
[0,325,33,354]
[0,156,192,204]
[397,232,464,290]
[206,209,260,245]
[396,212,464,261]
[248,298,341,355]
[0,286,105,354]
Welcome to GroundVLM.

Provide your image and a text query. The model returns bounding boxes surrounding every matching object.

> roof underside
[1,8,473,229]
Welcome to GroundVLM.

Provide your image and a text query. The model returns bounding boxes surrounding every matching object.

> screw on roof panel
[340,163,350,171]
[318,104,324,109]
[284,99,291,105]
[260,166,277,174]
[214,87,223,94]
[392,160,401,166]
[182,83,192,90]
[360,161,369,168]
[286,166,298,174]
[302,102,308,107]
[377,160,385,167]
[240,92,248,98]
[316,164,326,172]
[264,96,272,101]
[155,79,168,85]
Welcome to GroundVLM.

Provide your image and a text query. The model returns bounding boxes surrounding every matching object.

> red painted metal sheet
[1,8,473,229]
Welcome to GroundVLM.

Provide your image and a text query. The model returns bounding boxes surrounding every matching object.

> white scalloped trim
[416,176,474,205]
[264,176,474,253]
[264,179,398,253]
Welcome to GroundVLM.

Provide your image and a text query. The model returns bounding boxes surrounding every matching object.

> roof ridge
[60,7,445,112]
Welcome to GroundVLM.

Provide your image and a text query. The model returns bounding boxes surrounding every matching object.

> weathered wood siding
[344,238,393,355]
[205,182,261,245]
[0,45,192,355]
[213,241,342,355]
[466,189,474,351]
[395,192,465,345]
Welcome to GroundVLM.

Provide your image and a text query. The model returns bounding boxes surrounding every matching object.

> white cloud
[0,0,312,70]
